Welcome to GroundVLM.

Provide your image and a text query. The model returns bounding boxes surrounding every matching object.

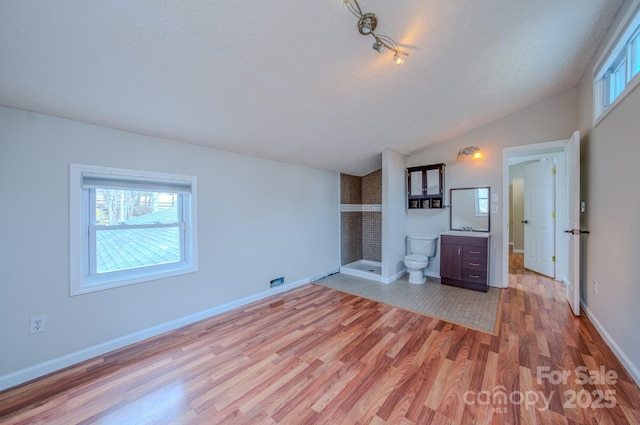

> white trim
[502,139,568,289]
[593,1,640,123]
[381,268,407,284]
[0,276,313,392]
[594,73,640,126]
[581,301,640,387]
[340,204,382,212]
[69,163,199,296]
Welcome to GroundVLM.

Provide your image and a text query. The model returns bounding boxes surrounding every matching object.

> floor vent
[270,277,285,288]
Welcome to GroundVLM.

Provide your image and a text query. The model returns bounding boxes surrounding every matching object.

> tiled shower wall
[340,170,382,265]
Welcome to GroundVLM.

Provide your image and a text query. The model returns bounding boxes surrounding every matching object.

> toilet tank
[407,233,438,257]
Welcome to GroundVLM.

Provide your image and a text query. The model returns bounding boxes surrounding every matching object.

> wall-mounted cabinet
[407,163,445,209]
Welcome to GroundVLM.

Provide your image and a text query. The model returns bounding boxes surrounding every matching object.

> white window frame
[70,164,198,295]
[593,1,640,124]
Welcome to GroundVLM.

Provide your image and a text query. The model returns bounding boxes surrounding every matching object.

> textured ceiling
[0,0,623,176]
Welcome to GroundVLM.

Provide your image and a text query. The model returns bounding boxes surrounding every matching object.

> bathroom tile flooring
[316,273,501,334]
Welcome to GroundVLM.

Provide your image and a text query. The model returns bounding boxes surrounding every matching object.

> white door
[524,159,555,278]
[565,131,581,316]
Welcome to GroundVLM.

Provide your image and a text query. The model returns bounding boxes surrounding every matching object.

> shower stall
[339,170,382,281]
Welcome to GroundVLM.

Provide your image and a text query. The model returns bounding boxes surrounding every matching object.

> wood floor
[1,255,639,424]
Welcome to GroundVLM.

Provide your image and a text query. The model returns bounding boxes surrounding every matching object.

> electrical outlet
[593,281,598,295]
[29,315,47,334]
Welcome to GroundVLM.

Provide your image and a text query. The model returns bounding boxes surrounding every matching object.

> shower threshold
[340,260,382,282]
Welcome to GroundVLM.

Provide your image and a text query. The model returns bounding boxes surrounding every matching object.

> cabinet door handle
[469,263,480,266]
[469,274,480,279]
[469,250,481,254]
[458,248,461,256]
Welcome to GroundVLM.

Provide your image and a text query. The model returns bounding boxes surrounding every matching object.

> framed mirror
[450,187,490,232]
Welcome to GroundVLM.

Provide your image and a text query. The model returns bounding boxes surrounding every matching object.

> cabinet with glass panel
[407,163,445,209]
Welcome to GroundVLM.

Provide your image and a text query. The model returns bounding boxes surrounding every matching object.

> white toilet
[404,233,438,284]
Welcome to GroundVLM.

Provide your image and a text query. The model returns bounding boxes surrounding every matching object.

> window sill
[71,262,198,296]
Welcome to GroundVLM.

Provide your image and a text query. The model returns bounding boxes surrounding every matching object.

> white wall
[576,0,640,384]
[405,88,578,286]
[0,106,340,388]
[381,149,408,282]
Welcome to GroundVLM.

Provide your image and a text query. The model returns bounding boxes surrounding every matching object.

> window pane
[96,226,181,273]
[478,199,489,215]
[609,58,627,104]
[95,189,179,225]
[94,188,183,274]
[632,32,640,78]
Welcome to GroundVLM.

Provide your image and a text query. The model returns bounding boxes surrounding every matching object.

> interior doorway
[502,140,568,287]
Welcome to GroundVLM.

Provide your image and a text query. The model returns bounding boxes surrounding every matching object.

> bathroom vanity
[440,232,490,292]
[441,186,492,292]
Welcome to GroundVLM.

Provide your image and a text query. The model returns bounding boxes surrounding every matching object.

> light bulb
[473,151,482,160]
[372,40,384,53]
[394,53,404,66]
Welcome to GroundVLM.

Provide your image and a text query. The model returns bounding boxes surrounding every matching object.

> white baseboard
[380,268,407,284]
[581,300,640,387]
[0,276,313,392]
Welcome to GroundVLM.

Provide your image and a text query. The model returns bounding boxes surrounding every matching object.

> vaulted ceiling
[0,1,623,176]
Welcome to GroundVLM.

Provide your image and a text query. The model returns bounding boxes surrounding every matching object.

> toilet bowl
[404,233,438,284]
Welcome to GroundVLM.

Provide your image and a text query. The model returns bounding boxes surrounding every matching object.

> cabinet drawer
[463,246,487,260]
[462,269,487,284]
[463,258,487,271]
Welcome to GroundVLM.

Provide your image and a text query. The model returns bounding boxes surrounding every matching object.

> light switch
[492,194,498,202]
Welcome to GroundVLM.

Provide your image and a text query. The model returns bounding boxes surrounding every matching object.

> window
[475,188,489,216]
[594,4,640,121]
[70,164,198,295]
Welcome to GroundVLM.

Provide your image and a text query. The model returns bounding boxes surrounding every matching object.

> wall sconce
[343,0,409,66]
[457,146,482,161]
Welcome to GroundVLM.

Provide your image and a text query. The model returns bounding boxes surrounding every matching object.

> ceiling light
[372,38,384,53]
[358,13,376,35]
[344,0,408,66]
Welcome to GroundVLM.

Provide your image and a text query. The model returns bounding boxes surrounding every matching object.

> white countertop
[440,230,491,238]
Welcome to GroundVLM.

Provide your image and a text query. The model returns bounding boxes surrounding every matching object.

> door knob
[521,220,528,224]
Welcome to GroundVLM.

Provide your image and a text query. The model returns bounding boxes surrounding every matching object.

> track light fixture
[343,0,408,66]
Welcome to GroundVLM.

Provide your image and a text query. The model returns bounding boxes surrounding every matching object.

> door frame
[501,139,569,288]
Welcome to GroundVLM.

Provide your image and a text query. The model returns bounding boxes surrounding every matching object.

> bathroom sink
[440,230,490,238]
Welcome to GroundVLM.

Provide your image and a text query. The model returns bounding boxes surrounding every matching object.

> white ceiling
[0,1,623,176]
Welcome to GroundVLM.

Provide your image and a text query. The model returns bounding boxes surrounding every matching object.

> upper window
[594,4,640,121]
[70,164,198,295]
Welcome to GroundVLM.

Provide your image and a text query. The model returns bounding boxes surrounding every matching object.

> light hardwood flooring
[1,254,639,424]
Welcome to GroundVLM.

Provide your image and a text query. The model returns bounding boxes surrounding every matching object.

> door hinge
[552,256,556,262]
[552,211,556,219]
[552,167,556,174]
